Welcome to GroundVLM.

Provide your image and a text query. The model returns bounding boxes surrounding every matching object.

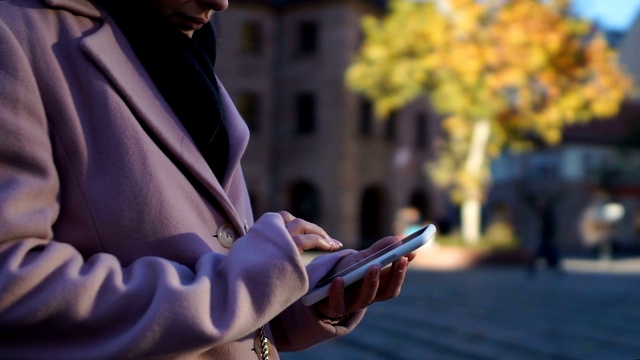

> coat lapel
[80,17,249,230]
[216,81,250,188]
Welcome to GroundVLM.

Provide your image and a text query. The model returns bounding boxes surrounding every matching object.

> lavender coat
[0,0,364,358]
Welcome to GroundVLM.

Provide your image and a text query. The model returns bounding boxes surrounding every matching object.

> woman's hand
[278,211,343,254]
[315,236,416,319]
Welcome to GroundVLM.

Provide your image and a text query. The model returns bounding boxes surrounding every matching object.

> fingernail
[326,238,343,249]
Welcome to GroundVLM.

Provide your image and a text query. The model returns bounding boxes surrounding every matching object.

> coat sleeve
[0,18,310,359]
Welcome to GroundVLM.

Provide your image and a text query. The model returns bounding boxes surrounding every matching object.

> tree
[346,0,634,242]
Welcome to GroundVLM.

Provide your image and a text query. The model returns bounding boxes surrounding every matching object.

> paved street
[281,258,640,360]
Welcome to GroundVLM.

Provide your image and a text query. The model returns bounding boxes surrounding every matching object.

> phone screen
[314,226,428,288]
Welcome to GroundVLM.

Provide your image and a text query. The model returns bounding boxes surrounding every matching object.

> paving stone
[281,259,640,360]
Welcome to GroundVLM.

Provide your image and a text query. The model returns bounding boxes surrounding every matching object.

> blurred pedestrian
[528,198,562,274]
[579,191,624,260]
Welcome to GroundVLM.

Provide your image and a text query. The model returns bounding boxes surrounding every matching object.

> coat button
[216,224,238,248]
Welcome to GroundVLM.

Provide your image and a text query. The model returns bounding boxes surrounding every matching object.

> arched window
[289,181,321,223]
[360,186,388,249]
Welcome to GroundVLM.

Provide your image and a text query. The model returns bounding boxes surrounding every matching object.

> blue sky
[571,0,640,31]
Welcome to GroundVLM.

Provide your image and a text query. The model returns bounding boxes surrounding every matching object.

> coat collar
[62,0,250,230]
[44,0,103,19]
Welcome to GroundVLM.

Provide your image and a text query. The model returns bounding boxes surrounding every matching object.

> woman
[0,0,413,358]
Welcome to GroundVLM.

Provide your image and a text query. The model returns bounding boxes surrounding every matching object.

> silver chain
[258,326,269,360]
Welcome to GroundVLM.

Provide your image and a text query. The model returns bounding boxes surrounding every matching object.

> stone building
[214,0,640,254]
[214,0,446,248]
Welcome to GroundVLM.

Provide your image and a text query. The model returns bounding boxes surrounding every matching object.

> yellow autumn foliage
[346,0,634,204]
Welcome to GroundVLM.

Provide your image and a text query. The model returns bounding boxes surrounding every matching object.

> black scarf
[100,1,229,182]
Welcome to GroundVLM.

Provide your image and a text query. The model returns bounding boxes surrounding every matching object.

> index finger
[286,218,330,239]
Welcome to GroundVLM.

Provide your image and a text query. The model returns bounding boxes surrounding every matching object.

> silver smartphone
[301,224,436,306]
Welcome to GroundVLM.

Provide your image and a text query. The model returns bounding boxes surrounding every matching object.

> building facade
[214,0,446,248]
[215,0,640,254]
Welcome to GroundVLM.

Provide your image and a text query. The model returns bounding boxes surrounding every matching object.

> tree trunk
[461,118,491,243]
[461,198,481,243]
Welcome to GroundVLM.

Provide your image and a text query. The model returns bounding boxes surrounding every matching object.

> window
[530,153,558,179]
[289,181,320,223]
[385,111,397,142]
[416,113,428,148]
[239,21,262,54]
[237,91,261,132]
[360,186,387,249]
[295,93,315,134]
[297,21,318,55]
[359,98,373,136]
